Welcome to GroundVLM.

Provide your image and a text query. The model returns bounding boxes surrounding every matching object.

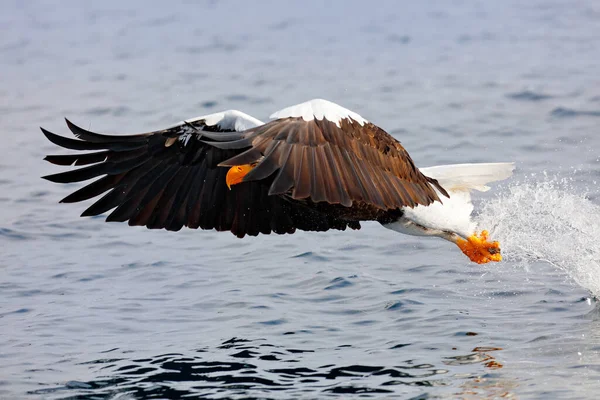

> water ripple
[550,107,600,118]
[506,90,553,101]
[29,338,487,399]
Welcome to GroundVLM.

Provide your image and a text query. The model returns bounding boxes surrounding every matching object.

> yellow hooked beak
[225,164,256,189]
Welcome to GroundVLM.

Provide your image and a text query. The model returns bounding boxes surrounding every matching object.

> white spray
[475,172,600,296]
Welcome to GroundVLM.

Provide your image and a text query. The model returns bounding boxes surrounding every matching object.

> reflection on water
[32,339,511,399]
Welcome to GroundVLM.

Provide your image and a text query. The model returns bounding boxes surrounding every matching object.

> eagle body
[42,99,514,263]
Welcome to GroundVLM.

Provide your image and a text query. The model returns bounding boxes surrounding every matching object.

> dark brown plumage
[42,111,447,238]
[215,118,447,211]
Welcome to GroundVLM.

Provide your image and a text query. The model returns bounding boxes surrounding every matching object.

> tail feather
[420,162,515,193]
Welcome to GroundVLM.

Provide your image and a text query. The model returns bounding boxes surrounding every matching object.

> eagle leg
[455,230,502,264]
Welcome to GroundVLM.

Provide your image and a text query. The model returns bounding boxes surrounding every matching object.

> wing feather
[292,146,311,199]
[43,101,445,237]
[42,115,357,237]
[220,116,446,210]
[321,144,351,206]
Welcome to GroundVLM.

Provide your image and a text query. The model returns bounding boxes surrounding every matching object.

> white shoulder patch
[179,110,264,132]
[269,99,367,127]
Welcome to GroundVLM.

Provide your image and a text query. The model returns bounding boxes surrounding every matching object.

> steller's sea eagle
[41,99,514,263]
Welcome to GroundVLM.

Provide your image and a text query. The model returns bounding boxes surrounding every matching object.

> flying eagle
[41,99,514,263]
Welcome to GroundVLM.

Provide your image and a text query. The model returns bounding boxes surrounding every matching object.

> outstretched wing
[42,111,360,237]
[211,111,448,210]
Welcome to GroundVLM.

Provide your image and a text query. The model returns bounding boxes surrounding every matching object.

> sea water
[2,0,600,398]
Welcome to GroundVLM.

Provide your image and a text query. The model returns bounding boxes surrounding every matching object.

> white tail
[420,162,515,193]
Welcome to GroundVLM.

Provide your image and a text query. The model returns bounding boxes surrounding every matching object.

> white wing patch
[168,110,264,147]
[187,110,264,132]
[170,110,263,132]
[269,99,367,127]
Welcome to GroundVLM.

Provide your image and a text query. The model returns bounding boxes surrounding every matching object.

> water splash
[476,173,600,296]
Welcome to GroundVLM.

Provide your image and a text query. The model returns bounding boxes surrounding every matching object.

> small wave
[476,173,600,296]
[200,100,218,109]
[290,251,330,262]
[550,107,600,118]
[83,106,132,117]
[0,227,32,241]
[506,90,553,101]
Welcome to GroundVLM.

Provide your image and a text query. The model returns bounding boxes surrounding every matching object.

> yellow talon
[455,230,502,264]
[225,164,256,189]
